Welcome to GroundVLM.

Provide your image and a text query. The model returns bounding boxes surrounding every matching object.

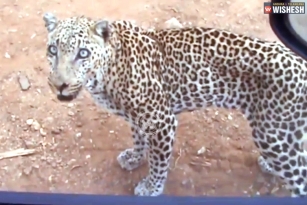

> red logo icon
[264,5,272,14]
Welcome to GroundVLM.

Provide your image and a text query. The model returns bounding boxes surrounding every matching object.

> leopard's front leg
[133,111,178,196]
[117,125,147,171]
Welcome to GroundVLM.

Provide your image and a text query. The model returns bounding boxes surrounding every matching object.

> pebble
[4,52,11,59]
[75,132,82,138]
[40,128,47,136]
[164,17,183,29]
[48,175,55,183]
[197,146,206,155]
[23,166,32,175]
[18,74,31,91]
[51,127,61,135]
[76,122,83,127]
[10,115,16,122]
[26,119,34,125]
[31,120,40,131]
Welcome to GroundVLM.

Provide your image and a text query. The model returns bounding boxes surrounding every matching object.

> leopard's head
[43,13,115,102]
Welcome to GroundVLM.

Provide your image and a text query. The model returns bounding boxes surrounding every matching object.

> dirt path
[0,0,288,196]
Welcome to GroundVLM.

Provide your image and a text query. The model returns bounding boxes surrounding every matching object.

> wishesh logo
[264,5,272,13]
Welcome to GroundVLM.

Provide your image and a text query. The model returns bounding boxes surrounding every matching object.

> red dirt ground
[0,0,292,197]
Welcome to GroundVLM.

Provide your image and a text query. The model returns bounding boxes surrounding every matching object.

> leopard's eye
[48,45,58,55]
[77,48,91,59]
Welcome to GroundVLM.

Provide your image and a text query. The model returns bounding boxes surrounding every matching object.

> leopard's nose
[57,83,69,93]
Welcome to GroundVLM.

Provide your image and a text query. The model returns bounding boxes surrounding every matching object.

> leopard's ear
[43,12,58,33]
[92,20,111,42]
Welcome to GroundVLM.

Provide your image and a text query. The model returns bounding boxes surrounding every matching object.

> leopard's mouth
[56,83,83,102]
[57,94,76,102]
[57,90,81,102]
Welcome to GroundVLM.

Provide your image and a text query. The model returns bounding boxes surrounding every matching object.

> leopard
[43,12,307,197]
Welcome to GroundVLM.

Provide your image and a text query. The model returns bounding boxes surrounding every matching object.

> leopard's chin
[57,92,79,102]
[57,94,75,102]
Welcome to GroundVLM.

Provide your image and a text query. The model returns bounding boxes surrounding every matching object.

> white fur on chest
[85,77,125,116]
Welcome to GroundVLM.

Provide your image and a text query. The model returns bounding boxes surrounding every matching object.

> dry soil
[0,0,290,197]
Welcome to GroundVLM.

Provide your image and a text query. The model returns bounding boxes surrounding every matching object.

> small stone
[181,179,188,185]
[33,164,39,169]
[67,159,77,165]
[10,115,16,122]
[47,117,54,122]
[51,127,61,135]
[42,117,54,128]
[24,141,36,148]
[76,122,83,127]
[26,119,34,125]
[227,114,233,120]
[18,74,31,91]
[68,111,74,116]
[197,146,206,155]
[23,166,32,175]
[75,132,82,138]
[109,130,115,134]
[48,175,55,183]
[40,128,47,136]
[4,52,10,58]
[164,17,183,29]
[31,121,40,131]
